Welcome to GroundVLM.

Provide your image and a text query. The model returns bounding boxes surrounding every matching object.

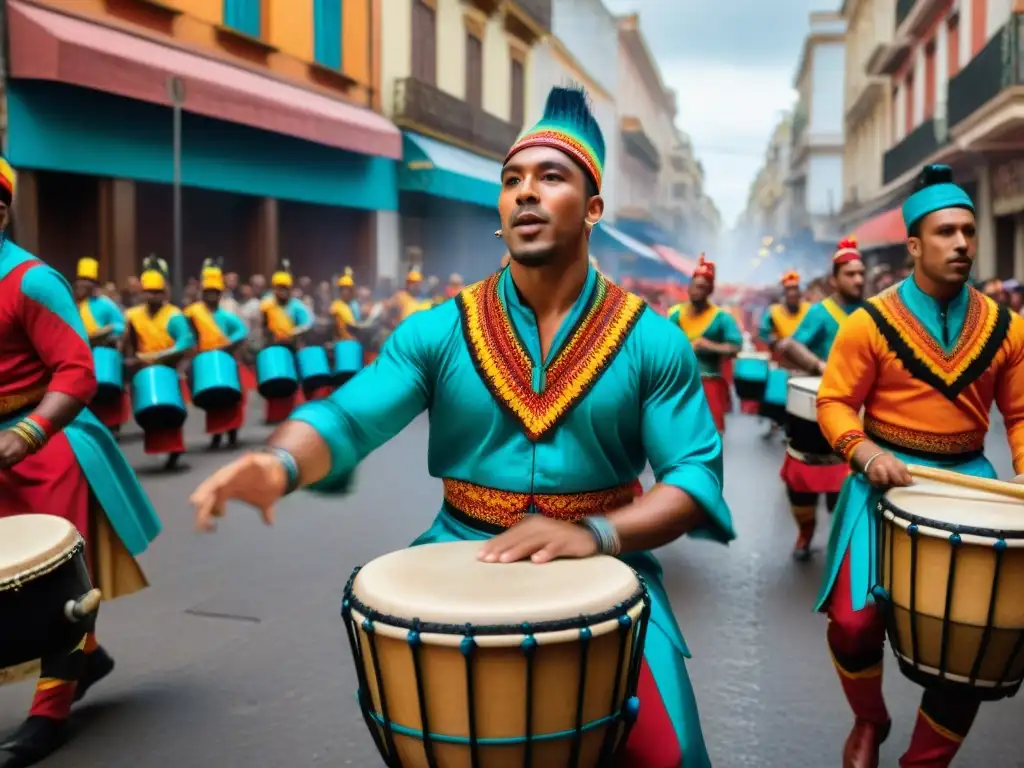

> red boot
[843,718,891,768]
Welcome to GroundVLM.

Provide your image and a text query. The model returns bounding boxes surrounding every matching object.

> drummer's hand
[814,359,827,375]
[857,448,912,488]
[1013,474,1024,484]
[189,452,289,533]
[477,516,598,564]
[0,429,31,468]
[690,337,710,351]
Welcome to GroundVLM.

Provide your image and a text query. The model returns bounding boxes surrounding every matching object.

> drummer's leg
[142,426,186,469]
[785,487,817,561]
[899,688,982,767]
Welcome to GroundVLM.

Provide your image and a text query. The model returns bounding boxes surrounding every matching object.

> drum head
[352,541,640,627]
[885,480,1024,537]
[788,375,822,394]
[0,515,81,581]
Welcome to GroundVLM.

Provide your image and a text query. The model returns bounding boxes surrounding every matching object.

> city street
[2,405,1022,767]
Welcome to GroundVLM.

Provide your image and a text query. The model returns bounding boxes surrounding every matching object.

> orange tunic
[817,286,1024,474]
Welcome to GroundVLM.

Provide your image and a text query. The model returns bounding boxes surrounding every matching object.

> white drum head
[352,541,640,626]
[738,352,770,361]
[786,376,821,421]
[885,480,1024,537]
[0,515,81,582]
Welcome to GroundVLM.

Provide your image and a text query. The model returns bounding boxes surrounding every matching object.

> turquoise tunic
[292,266,735,766]
[816,278,997,614]
[0,243,160,556]
[211,307,248,344]
[666,306,743,377]
[83,295,125,336]
[791,298,865,362]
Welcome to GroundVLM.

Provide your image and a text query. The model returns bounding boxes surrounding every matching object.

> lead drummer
[777,240,866,561]
[816,164,1024,766]
[191,85,735,768]
[0,157,161,767]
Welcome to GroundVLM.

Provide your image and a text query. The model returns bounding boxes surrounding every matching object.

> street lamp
[167,76,185,304]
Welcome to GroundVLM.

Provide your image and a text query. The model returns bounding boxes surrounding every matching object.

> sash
[185,302,231,352]
[79,299,99,337]
[821,297,849,327]
[331,299,355,340]
[126,304,176,353]
[261,298,295,342]
[676,302,720,341]
[769,302,808,339]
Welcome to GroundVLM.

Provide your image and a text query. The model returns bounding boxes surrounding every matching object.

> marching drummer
[191,85,735,768]
[776,239,866,561]
[123,256,197,471]
[259,259,314,424]
[184,260,248,450]
[815,164,1024,766]
[330,267,361,342]
[666,255,742,434]
[72,257,128,434]
[756,270,808,435]
[0,156,161,767]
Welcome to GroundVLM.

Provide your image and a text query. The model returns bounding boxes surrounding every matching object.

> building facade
[788,11,847,242]
[5,0,398,289]
[664,130,721,254]
[741,115,794,242]
[381,0,548,284]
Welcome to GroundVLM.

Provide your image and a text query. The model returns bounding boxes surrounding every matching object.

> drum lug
[64,589,102,623]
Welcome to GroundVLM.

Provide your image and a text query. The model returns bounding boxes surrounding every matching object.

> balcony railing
[947,14,1024,129]
[895,0,916,28]
[883,118,947,184]
[620,117,661,171]
[393,77,522,159]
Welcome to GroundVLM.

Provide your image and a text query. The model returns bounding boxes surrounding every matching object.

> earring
[494,229,502,238]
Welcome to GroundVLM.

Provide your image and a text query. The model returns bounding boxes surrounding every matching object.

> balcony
[895,0,914,27]
[948,15,1024,135]
[882,118,947,184]
[846,76,887,126]
[620,116,661,171]
[895,0,946,39]
[392,77,521,160]
[503,0,550,44]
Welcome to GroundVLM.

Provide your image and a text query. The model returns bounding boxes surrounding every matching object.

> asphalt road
[2,404,1023,767]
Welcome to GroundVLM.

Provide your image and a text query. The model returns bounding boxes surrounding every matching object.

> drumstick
[906,464,1024,502]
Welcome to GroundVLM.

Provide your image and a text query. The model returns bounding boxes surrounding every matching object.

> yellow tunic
[768,301,809,339]
[125,304,183,354]
[330,299,356,340]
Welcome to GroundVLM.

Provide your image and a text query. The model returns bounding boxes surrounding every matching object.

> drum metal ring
[0,538,84,593]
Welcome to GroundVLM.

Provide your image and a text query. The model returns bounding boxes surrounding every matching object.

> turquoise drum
[332,340,363,385]
[733,352,770,402]
[760,367,790,425]
[297,345,332,393]
[92,347,124,404]
[256,346,298,400]
[131,365,186,432]
[191,350,242,411]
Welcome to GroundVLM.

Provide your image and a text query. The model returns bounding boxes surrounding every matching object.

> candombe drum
[92,347,124,404]
[191,349,242,411]
[0,515,102,669]
[785,376,831,455]
[333,340,364,386]
[255,346,299,400]
[342,541,650,767]
[297,346,332,396]
[760,367,790,425]
[732,351,770,403]
[131,364,187,433]
[875,478,1024,699]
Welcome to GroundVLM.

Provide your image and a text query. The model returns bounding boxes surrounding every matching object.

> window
[465,33,483,108]
[672,182,689,200]
[412,0,437,85]
[314,0,343,70]
[223,0,261,38]
[510,58,525,127]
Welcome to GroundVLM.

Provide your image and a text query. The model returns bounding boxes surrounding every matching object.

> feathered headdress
[902,164,974,231]
[833,236,861,266]
[693,253,716,283]
[140,254,168,291]
[781,270,800,288]
[271,258,293,288]
[505,85,605,192]
[201,257,225,292]
[337,266,355,288]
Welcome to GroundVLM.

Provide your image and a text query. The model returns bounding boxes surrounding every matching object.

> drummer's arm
[757,309,775,347]
[17,266,97,435]
[816,312,880,469]
[608,320,735,553]
[779,308,825,374]
[700,313,742,358]
[222,312,248,351]
[99,296,125,345]
[155,313,196,366]
[265,310,438,492]
[995,316,1024,475]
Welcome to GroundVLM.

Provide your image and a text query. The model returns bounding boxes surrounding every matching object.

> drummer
[667,255,742,434]
[259,259,314,423]
[393,265,432,322]
[329,267,361,342]
[776,239,866,561]
[191,85,735,768]
[123,256,196,470]
[72,257,128,434]
[184,260,248,450]
[0,157,160,767]
[755,270,809,434]
[815,164,1024,766]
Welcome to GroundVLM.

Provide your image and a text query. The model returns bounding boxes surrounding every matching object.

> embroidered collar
[457,268,646,440]
[899,275,969,352]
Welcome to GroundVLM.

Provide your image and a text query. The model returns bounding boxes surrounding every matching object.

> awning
[7,1,401,159]
[592,222,662,261]
[853,207,906,249]
[399,132,501,207]
[653,245,698,277]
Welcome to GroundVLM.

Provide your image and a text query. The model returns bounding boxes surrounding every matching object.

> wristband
[11,419,45,452]
[26,414,53,439]
[260,446,300,495]
[861,451,886,475]
[581,516,621,556]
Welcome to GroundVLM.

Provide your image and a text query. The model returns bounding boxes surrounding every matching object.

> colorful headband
[902,164,974,231]
[833,236,862,266]
[693,253,716,282]
[505,86,605,192]
[781,270,800,288]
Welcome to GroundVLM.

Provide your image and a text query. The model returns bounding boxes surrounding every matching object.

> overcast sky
[602,0,836,228]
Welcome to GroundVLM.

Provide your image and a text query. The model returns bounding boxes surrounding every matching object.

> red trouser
[826,551,982,766]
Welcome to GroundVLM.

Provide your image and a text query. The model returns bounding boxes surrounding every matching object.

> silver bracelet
[581,516,621,556]
[861,451,885,475]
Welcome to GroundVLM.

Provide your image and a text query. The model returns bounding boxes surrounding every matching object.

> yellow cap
[202,266,225,292]
[337,266,354,288]
[77,257,99,281]
[272,271,293,288]
[407,268,423,283]
[140,270,166,291]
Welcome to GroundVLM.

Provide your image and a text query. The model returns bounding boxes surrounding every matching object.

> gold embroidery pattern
[833,430,867,460]
[864,415,985,455]
[443,478,637,529]
[457,272,646,440]
[0,387,47,417]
